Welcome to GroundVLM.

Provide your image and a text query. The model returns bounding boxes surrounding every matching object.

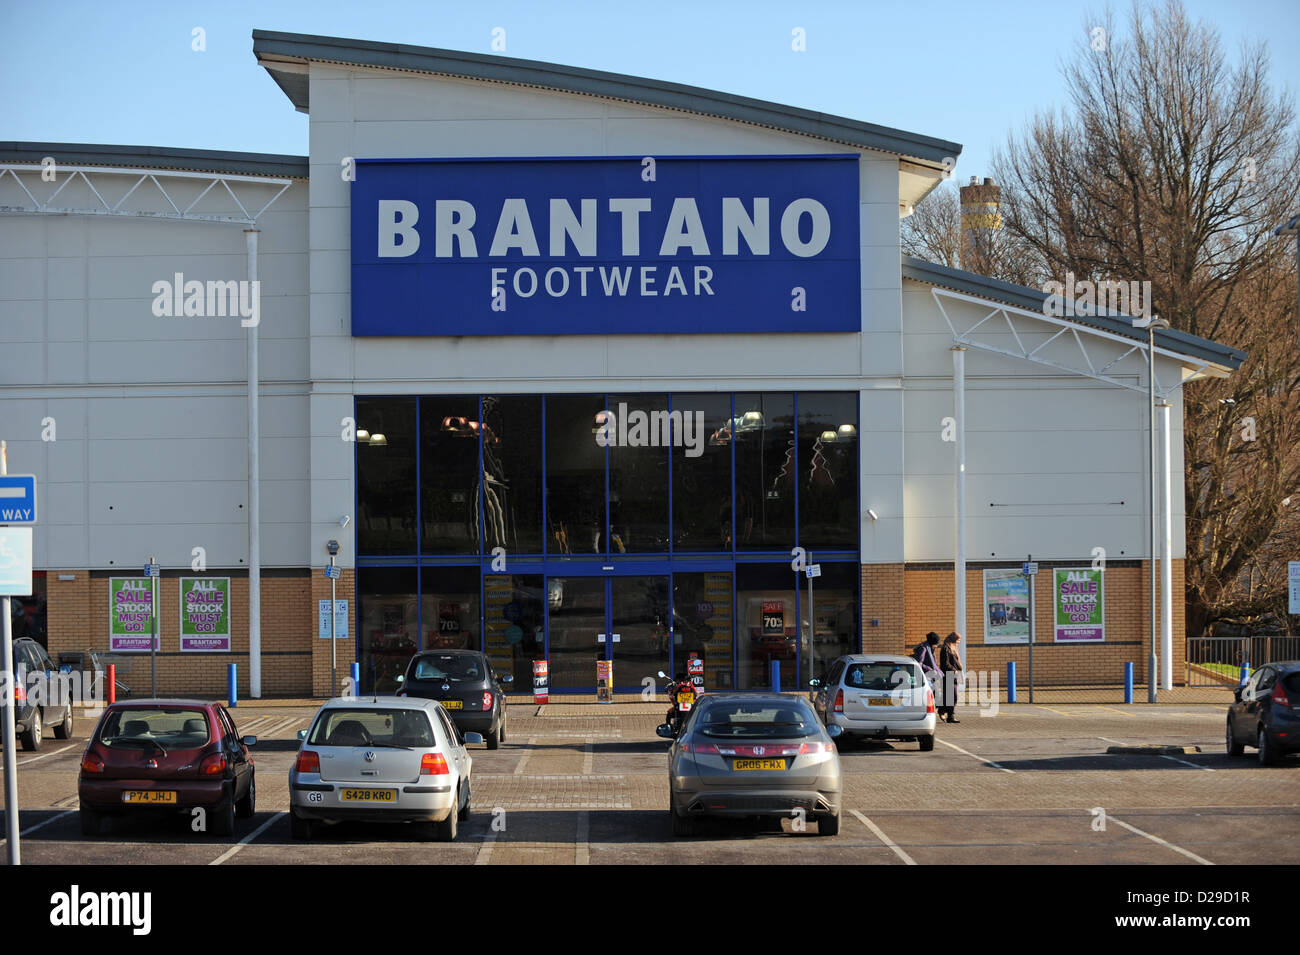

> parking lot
[2,700,1297,866]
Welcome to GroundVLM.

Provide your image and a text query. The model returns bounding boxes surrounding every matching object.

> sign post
[0,443,33,865]
[1022,557,1038,703]
[805,562,820,687]
[1289,562,1300,617]
[145,558,161,695]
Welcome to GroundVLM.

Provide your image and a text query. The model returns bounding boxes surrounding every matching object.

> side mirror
[500,674,514,685]
[655,723,675,740]
[1233,686,1244,702]
[826,725,844,739]
[395,674,405,684]
[808,679,821,688]
[463,732,485,746]
[657,671,667,679]
[241,735,257,747]
[296,729,308,741]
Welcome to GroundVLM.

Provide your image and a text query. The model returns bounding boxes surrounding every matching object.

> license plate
[122,790,176,804]
[441,701,463,710]
[733,759,787,771]
[867,697,899,707]
[340,788,397,803]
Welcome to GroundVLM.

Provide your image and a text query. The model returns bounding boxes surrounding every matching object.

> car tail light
[200,753,227,776]
[681,743,720,755]
[81,752,105,774]
[13,683,25,703]
[926,686,936,714]
[295,750,320,774]
[1273,682,1291,706]
[421,753,449,775]
[482,691,493,711]
[797,742,829,755]
[833,689,844,713]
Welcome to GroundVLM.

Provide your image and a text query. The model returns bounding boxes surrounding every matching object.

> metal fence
[1185,636,1300,687]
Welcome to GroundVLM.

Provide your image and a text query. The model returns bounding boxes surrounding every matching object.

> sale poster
[1054,568,1104,642]
[179,577,231,652]
[109,577,158,651]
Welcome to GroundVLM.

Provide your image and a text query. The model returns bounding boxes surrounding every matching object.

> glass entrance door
[545,574,671,692]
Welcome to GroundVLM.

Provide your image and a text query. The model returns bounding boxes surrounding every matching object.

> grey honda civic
[660,693,843,837]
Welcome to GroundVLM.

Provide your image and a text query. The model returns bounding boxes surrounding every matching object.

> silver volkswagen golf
[289,696,482,842]
[661,693,843,837]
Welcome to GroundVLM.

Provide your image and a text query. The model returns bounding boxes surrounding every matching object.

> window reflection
[673,572,734,690]
[356,397,417,555]
[546,395,607,554]
[673,394,733,551]
[419,397,480,554]
[358,566,418,694]
[419,566,479,652]
[484,574,545,689]
[734,393,796,550]
[483,396,543,555]
[608,394,669,553]
[736,563,800,689]
[798,393,858,549]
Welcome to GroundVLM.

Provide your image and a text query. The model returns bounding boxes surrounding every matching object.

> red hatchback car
[78,700,256,837]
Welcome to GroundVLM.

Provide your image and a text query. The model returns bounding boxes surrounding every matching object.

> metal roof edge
[901,256,1247,371]
[250,29,962,165]
[0,142,309,179]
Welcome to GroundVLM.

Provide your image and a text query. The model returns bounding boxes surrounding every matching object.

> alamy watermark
[594,402,705,458]
[1042,273,1151,322]
[151,273,260,327]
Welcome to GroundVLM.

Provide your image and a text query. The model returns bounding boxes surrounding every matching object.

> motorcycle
[655,670,698,739]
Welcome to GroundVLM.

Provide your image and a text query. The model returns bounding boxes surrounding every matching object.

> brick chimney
[960,176,1002,274]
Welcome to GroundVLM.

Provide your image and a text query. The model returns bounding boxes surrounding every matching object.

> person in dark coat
[939,631,964,723]
[912,632,941,688]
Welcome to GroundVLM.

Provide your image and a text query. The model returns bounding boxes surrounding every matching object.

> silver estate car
[661,693,843,837]
[289,696,482,842]
[811,654,937,751]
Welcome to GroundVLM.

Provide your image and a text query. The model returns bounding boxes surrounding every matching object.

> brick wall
[45,569,316,698]
[860,563,906,652]
[894,559,1187,686]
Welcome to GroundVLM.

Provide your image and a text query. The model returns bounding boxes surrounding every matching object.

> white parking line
[850,810,916,865]
[512,737,537,776]
[575,810,590,865]
[935,738,1015,773]
[22,810,75,836]
[208,811,284,865]
[474,829,497,865]
[15,744,76,765]
[1162,754,1215,772]
[1104,813,1215,865]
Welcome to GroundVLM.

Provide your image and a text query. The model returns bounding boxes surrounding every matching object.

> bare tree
[992,0,1300,635]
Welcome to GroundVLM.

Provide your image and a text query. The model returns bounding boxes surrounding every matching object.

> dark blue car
[1226,661,1300,765]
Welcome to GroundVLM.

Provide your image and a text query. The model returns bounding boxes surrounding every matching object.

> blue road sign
[325,565,341,580]
[0,475,37,524]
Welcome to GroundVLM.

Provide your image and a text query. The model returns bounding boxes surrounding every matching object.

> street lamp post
[1142,315,1171,703]
[327,539,340,696]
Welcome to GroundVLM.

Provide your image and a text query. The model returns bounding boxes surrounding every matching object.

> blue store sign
[350,155,860,336]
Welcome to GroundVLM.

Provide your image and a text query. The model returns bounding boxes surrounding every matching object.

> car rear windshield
[844,662,921,690]
[1284,672,1300,695]
[99,708,210,749]
[308,708,435,748]
[411,654,483,683]
[697,702,820,739]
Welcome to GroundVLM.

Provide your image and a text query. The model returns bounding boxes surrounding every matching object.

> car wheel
[210,796,235,837]
[486,723,500,751]
[918,735,935,752]
[1258,727,1278,766]
[458,779,471,822]
[79,807,103,837]
[434,790,460,841]
[1226,719,1244,757]
[671,809,695,837]
[235,773,256,818]
[816,811,841,837]
[290,809,315,841]
[20,707,41,751]
[54,707,73,740]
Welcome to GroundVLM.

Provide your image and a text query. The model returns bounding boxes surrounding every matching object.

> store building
[0,31,1244,697]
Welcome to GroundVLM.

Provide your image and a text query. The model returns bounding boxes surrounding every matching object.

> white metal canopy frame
[931,286,1236,696]
[0,161,297,699]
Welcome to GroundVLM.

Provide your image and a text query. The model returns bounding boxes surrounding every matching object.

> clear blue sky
[3,0,1296,179]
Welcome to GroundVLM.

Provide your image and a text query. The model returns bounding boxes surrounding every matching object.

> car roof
[107,698,217,708]
[697,693,815,705]
[834,654,919,666]
[317,695,442,710]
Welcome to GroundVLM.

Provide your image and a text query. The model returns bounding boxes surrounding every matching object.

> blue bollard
[228,663,237,707]
[1124,662,1133,704]
[1007,661,1017,704]
[1239,663,1250,685]
[770,659,780,693]
[351,661,361,697]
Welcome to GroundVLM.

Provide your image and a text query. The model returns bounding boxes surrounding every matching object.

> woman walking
[939,632,964,723]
